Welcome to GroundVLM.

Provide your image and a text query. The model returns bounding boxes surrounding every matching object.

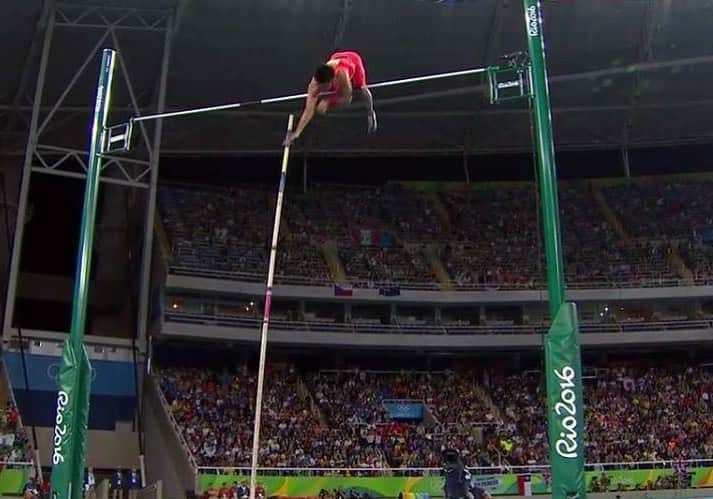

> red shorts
[327,51,367,107]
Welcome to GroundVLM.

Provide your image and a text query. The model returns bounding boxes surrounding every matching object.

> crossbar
[131,66,489,123]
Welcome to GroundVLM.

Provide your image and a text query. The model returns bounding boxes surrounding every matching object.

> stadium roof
[2,0,713,157]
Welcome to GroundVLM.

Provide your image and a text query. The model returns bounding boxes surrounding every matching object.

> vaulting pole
[248,114,295,499]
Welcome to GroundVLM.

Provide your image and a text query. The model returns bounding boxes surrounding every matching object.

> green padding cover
[50,340,92,499]
[544,303,585,499]
[199,466,713,496]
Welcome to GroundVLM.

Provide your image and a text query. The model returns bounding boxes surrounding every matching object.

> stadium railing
[164,311,713,336]
[170,266,333,286]
[0,460,35,467]
[195,459,713,477]
[169,264,698,290]
[690,276,713,286]
[170,266,440,290]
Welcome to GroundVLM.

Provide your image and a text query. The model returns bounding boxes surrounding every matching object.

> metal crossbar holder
[488,64,532,104]
[104,120,134,152]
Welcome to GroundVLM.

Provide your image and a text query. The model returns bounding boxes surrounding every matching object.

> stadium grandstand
[1,1,713,499]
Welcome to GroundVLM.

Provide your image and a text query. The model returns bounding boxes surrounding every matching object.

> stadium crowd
[585,365,713,463]
[159,362,713,470]
[603,179,713,240]
[0,402,31,464]
[158,176,703,289]
[160,366,387,469]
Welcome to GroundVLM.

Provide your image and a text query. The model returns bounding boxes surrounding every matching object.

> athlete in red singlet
[284,51,377,146]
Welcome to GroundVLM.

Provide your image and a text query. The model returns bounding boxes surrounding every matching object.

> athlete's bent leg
[357,87,377,133]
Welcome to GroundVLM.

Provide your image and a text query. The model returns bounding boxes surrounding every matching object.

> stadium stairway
[591,182,694,283]
[591,185,631,241]
[423,243,452,290]
[143,375,198,499]
[0,359,14,408]
[154,217,173,265]
[297,375,329,426]
[426,191,452,228]
[669,244,695,284]
[473,383,503,422]
[322,240,347,283]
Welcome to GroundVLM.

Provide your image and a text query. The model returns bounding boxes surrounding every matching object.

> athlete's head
[314,64,335,84]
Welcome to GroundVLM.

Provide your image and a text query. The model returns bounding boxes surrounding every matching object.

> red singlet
[326,51,367,107]
[329,51,367,88]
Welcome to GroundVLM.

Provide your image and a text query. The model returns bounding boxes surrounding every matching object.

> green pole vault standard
[51,48,116,499]
[522,1,586,498]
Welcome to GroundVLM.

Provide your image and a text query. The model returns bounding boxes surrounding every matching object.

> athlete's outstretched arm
[284,87,318,146]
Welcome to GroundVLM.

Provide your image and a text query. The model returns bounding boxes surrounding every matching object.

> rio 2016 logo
[52,391,70,465]
[553,366,579,459]
[497,80,521,90]
[527,5,539,37]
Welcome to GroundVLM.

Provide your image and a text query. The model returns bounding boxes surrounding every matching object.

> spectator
[255,483,266,499]
[23,477,39,499]
[128,469,141,499]
[39,477,50,499]
[218,482,231,499]
[111,468,125,499]
[84,467,96,499]
[237,482,248,499]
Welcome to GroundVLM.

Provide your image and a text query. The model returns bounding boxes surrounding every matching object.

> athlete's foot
[367,110,378,134]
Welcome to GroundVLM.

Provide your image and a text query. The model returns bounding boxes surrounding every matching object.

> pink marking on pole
[263,289,273,321]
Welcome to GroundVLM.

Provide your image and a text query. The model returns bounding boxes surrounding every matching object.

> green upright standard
[50,48,117,499]
[522,1,586,498]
